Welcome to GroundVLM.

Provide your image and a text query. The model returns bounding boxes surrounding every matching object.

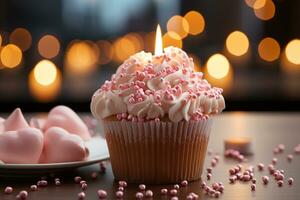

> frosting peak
[91,47,225,122]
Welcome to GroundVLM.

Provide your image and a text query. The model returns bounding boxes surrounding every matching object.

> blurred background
[0,0,300,112]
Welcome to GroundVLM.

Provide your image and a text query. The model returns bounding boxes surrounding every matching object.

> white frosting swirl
[91,47,225,122]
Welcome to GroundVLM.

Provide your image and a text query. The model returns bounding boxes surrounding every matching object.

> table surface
[0,112,300,200]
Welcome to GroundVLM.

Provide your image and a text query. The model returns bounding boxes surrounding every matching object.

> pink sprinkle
[118,186,124,191]
[272,158,278,165]
[277,180,283,187]
[243,175,251,182]
[81,183,88,191]
[74,176,82,183]
[116,191,124,198]
[118,180,127,188]
[288,178,294,185]
[97,190,107,199]
[138,184,146,190]
[38,180,48,187]
[214,191,221,198]
[145,190,153,197]
[200,181,206,188]
[135,192,143,199]
[258,163,264,171]
[160,188,168,195]
[278,144,285,152]
[251,184,256,191]
[262,176,269,184]
[207,173,212,180]
[19,191,28,199]
[211,159,217,167]
[78,192,85,199]
[252,178,257,184]
[171,197,179,200]
[30,185,37,191]
[287,154,293,162]
[229,176,237,183]
[4,186,13,194]
[154,118,160,122]
[181,180,188,187]
[229,168,236,175]
[80,180,86,185]
[170,189,178,196]
[173,184,180,189]
[207,167,213,173]
[276,173,284,181]
[55,180,61,186]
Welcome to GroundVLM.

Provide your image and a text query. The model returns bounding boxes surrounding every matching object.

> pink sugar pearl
[19,191,28,199]
[97,189,107,199]
[74,176,82,183]
[138,184,146,190]
[118,180,127,188]
[116,191,124,198]
[207,173,212,180]
[30,185,37,191]
[118,186,124,191]
[135,192,144,199]
[181,180,188,187]
[262,176,269,184]
[81,183,88,191]
[4,186,13,194]
[171,197,179,200]
[287,154,293,162]
[170,189,178,196]
[173,184,180,189]
[145,190,153,198]
[288,178,294,185]
[160,188,168,195]
[78,192,85,199]
[258,163,264,171]
[277,180,284,187]
[251,184,256,191]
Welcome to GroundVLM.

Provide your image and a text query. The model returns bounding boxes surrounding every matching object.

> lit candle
[155,24,163,55]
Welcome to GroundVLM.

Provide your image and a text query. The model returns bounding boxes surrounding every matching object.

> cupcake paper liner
[102,119,213,184]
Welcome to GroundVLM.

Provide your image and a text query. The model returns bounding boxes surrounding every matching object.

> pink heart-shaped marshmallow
[0,128,44,164]
[40,127,88,163]
[43,106,91,141]
[3,108,29,131]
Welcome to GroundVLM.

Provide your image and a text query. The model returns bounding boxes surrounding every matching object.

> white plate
[0,136,109,174]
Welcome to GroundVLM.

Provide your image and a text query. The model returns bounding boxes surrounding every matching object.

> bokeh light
[0,34,2,47]
[258,37,280,62]
[162,32,182,49]
[206,54,230,79]
[33,60,57,86]
[184,11,205,35]
[0,44,22,68]
[226,31,249,56]
[125,33,144,53]
[29,62,61,102]
[285,39,300,65]
[245,0,256,7]
[9,28,32,51]
[254,0,275,21]
[253,0,267,9]
[65,41,99,75]
[96,40,113,65]
[113,37,136,62]
[38,35,60,59]
[166,15,189,39]
[144,31,155,53]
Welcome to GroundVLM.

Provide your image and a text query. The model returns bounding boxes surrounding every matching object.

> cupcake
[91,47,225,183]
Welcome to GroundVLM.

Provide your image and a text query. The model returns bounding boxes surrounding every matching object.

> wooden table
[0,112,300,199]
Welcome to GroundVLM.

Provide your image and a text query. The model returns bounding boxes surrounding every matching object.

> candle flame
[155,24,163,55]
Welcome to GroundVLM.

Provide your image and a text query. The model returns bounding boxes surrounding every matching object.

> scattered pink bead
[78,192,85,199]
[116,191,124,198]
[262,176,269,184]
[275,173,284,181]
[37,180,48,187]
[55,180,61,186]
[118,186,124,191]
[278,144,285,152]
[207,173,212,180]
[74,176,82,183]
[252,178,257,184]
[229,176,237,183]
[91,172,98,179]
[97,189,107,199]
[138,184,146,190]
[211,159,217,167]
[272,158,278,165]
[171,197,178,200]
[288,178,294,185]
[80,180,86,185]
[174,184,180,189]
[243,175,251,182]
[118,180,127,188]
[19,191,28,199]
[30,185,37,191]
[258,163,264,171]
[277,180,283,187]
[181,180,188,186]
[4,186,13,194]
[135,192,143,199]
[170,189,178,196]
[160,188,168,195]
[207,167,213,173]
[229,168,236,175]
[81,183,88,191]
[287,154,293,162]
[251,184,256,191]
[145,190,153,198]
